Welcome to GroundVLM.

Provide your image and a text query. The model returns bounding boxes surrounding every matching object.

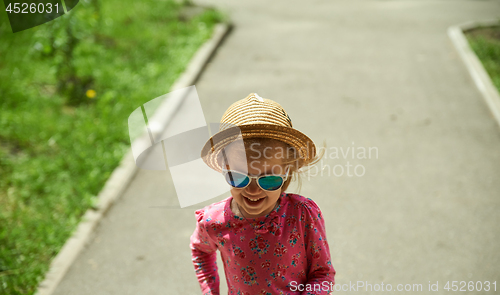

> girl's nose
[245,178,261,194]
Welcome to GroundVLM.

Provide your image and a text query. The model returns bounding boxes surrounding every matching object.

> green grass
[466,24,500,93]
[0,1,226,293]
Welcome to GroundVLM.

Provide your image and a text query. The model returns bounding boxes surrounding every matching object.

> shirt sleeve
[190,209,220,295]
[300,199,336,295]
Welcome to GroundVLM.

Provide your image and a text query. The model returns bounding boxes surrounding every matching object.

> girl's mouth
[243,196,266,206]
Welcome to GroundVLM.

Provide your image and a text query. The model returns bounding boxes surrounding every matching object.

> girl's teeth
[248,197,261,202]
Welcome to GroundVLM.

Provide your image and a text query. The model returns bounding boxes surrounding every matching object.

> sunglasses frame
[221,167,290,191]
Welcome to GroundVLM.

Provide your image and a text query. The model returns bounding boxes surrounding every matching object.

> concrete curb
[34,21,232,295]
[448,19,500,128]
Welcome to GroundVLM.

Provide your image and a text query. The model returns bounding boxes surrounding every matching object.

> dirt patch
[178,5,208,22]
[465,25,500,41]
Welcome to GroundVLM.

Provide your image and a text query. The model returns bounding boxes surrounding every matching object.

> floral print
[190,192,335,294]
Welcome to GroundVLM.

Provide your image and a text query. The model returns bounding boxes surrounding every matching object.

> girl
[190,93,335,295]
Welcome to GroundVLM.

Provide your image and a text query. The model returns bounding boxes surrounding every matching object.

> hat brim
[201,124,316,172]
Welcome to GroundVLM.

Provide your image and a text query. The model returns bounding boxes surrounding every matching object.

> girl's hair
[218,137,326,193]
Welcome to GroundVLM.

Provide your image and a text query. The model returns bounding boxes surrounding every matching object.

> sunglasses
[222,168,289,191]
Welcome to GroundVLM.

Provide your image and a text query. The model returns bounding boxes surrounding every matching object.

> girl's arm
[301,198,336,295]
[190,209,220,295]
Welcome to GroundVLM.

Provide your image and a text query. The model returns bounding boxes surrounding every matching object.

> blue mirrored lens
[258,176,283,191]
[225,171,249,188]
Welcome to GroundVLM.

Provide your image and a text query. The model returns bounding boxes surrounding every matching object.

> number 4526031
[444,281,496,292]
[5,2,60,14]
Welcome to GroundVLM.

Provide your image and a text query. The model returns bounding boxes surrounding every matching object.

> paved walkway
[53,1,500,294]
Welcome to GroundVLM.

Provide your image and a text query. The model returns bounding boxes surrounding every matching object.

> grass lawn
[0,1,225,294]
[465,24,500,93]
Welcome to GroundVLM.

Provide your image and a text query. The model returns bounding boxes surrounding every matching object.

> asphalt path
[53,1,500,294]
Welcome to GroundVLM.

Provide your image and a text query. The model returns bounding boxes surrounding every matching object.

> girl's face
[224,145,287,219]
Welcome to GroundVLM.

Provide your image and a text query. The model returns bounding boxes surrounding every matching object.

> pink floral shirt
[190,192,336,295]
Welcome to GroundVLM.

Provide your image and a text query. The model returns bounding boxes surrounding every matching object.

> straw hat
[201,93,316,172]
